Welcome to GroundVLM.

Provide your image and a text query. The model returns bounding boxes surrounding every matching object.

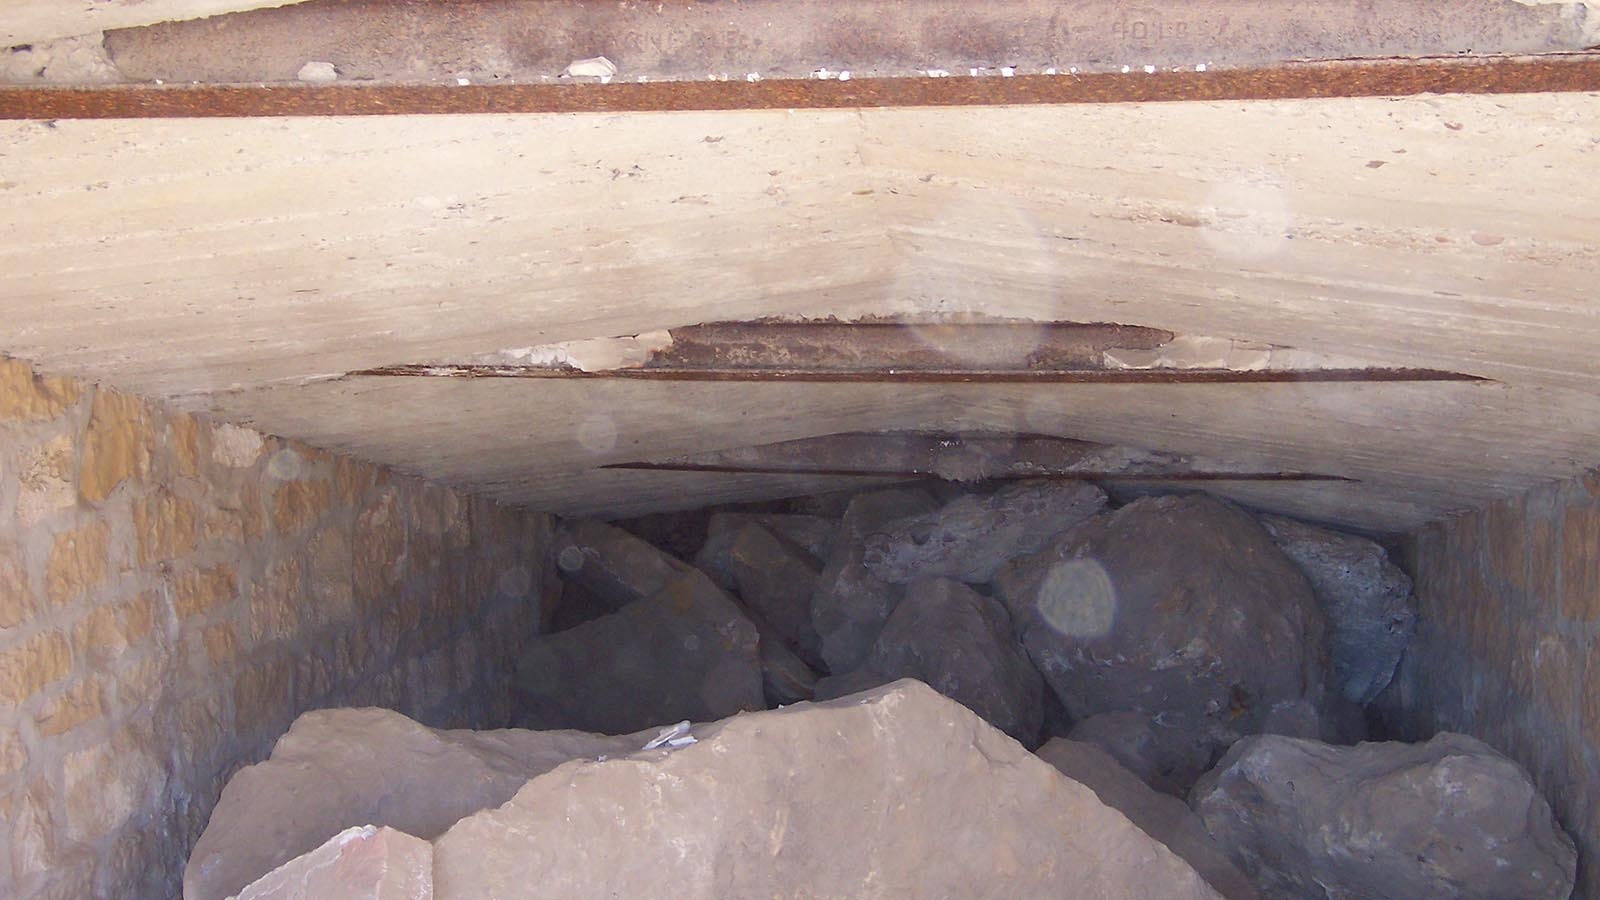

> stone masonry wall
[1382,467,1600,898]
[0,356,549,899]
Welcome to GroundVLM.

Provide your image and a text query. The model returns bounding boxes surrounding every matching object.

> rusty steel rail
[3,54,1600,119]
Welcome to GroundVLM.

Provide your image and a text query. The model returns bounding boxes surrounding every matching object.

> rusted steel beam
[4,55,1599,119]
[351,363,1482,384]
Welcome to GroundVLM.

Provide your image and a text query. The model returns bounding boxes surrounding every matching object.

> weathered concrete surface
[1036,739,1258,900]
[231,826,432,900]
[1261,513,1417,704]
[1191,732,1577,900]
[94,0,1600,84]
[514,569,764,734]
[993,494,1327,746]
[431,680,1221,899]
[861,479,1106,584]
[3,1,311,48]
[7,95,1600,531]
[186,708,646,900]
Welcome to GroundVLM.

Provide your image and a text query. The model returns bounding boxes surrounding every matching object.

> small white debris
[666,735,698,748]
[1196,63,1209,72]
[1000,66,1015,77]
[1069,66,1079,75]
[296,61,338,83]
[746,72,762,82]
[599,74,613,84]
[812,67,831,79]
[1143,65,1156,74]
[838,70,851,81]
[643,721,692,750]
[456,76,471,86]
[969,67,980,76]
[1121,65,1131,74]
[563,56,618,78]
[1044,66,1057,75]
[926,68,950,77]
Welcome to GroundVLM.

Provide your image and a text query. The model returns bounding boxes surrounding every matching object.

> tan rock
[63,733,159,843]
[0,728,27,775]
[175,564,238,619]
[1563,502,1600,622]
[135,489,199,566]
[248,557,301,643]
[336,455,378,505]
[1584,636,1600,750]
[305,524,354,626]
[74,596,153,664]
[0,630,72,705]
[80,388,152,503]
[0,357,80,422]
[0,543,36,628]
[186,707,652,900]
[203,622,239,668]
[435,681,1219,899]
[170,413,202,478]
[354,491,405,608]
[17,435,77,525]
[45,520,110,607]
[233,826,434,900]
[5,780,61,877]
[211,424,265,469]
[272,480,332,536]
[35,677,105,736]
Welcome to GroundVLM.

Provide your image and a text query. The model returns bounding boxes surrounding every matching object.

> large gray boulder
[1190,732,1577,900]
[1036,739,1258,900]
[184,708,651,900]
[515,569,764,733]
[431,681,1222,899]
[1260,514,1417,705]
[725,523,826,669]
[993,494,1327,743]
[1067,710,1219,797]
[551,518,688,613]
[861,479,1106,584]
[862,577,1043,744]
[693,512,837,590]
[810,487,939,673]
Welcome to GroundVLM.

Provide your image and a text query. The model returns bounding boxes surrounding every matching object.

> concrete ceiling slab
[2,1,312,49]
[2,91,1598,531]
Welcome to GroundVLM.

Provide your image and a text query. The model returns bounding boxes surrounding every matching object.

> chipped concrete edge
[1509,0,1600,43]
[3,1,315,50]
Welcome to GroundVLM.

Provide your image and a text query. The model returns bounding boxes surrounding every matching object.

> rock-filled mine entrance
[187,474,1578,900]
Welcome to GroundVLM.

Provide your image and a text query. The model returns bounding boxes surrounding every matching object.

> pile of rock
[185,480,1579,899]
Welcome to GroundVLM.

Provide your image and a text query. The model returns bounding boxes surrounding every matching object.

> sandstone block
[45,520,110,607]
[862,479,1106,584]
[233,826,433,900]
[135,489,199,566]
[0,357,80,421]
[35,677,104,735]
[432,680,1220,899]
[186,707,651,900]
[17,435,76,525]
[80,388,151,503]
[0,630,72,705]
[0,543,37,628]
[1191,732,1577,900]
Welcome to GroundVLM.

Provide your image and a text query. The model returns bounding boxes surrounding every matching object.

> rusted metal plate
[353,364,1484,384]
[3,54,1600,119]
[93,0,1600,85]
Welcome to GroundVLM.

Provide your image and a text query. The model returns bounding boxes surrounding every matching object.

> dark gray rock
[1067,710,1219,797]
[514,569,764,733]
[745,603,819,706]
[810,667,893,702]
[694,512,837,590]
[862,479,1107,584]
[726,523,825,669]
[1190,732,1577,900]
[863,577,1043,745]
[1261,514,1417,705]
[810,487,940,673]
[993,494,1327,743]
[1036,739,1258,900]
[552,518,689,614]
[433,681,1223,899]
